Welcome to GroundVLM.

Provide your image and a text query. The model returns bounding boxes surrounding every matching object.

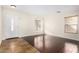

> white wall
[1,5,79,41]
[0,6,3,43]
[45,10,79,41]
[2,6,42,39]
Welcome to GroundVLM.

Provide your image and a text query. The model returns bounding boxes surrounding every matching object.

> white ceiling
[15,5,79,15]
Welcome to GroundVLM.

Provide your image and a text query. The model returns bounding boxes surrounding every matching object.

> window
[35,20,41,31]
[64,15,78,34]
[11,18,14,32]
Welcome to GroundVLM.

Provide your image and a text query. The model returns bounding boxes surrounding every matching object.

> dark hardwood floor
[0,38,39,53]
[22,34,79,53]
[1,34,79,53]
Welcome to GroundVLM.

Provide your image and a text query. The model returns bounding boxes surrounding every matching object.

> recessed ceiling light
[10,5,16,8]
[57,11,61,13]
